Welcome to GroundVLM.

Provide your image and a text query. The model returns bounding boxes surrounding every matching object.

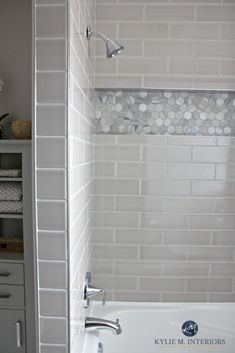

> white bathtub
[83,301,235,353]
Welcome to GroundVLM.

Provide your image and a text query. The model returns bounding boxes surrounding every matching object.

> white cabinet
[0,309,26,353]
[0,142,35,352]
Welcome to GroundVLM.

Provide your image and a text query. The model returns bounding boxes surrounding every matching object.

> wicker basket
[0,237,23,253]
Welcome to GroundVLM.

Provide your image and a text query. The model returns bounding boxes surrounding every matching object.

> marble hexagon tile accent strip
[94,90,235,136]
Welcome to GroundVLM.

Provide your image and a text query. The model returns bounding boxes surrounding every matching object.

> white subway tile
[139,277,185,292]
[36,39,66,70]
[162,293,207,302]
[141,213,190,229]
[170,58,219,75]
[187,278,232,292]
[37,137,66,168]
[170,23,220,40]
[116,196,164,212]
[142,180,190,195]
[119,23,168,39]
[36,105,66,136]
[166,198,214,213]
[38,201,66,230]
[36,6,66,38]
[40,290,68,317]
[95,75,142,89]
[93,245,138,260]
[118,58,167,75]
[95,145,140,161]
[187,247,233,261]
[191,214,235,229]
[37,72,66,103]
[164,230,211,245]
[115,262,162,276]
[167,163,214,179]
[95,179,139,195]
[37,170,66,199]
[96,5,143,21]
[211,263,235,276]
[40,318,68,344]
[142,145,191,162]
[94,212,139,227]
[197,5,235,22]
[115,229,162,244]
[144,40,192,57]
[145,5,194,21]
[191,181,235,196]
[39,261,67,289]
[38,231,67,260]
[168,136,216,145]
[216,164,235,180]
[93,275,137,290]
[117,162,165,179]
[140,246,187,261]
[163,262,209,276]
[213,230,235,245]
[92,228,115,244]
[95,162,115,177]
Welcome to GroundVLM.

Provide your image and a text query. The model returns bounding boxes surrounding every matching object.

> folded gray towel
[0,182,22,201]
[0,201,23,214]
[0,169,22,177]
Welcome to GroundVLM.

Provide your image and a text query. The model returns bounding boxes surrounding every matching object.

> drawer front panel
[0,263,24,285]
[0,284,24,307]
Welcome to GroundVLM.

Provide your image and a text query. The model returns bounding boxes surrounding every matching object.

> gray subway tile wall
[34,2,69,352]
[92,135,235,302]
[95,1,235,90]
[68,0,95,352]
[34,0,95,352]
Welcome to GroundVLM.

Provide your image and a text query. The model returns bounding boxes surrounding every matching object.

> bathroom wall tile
[40,318,68,344]
[164,230,211,246]
[187,247,233,261]
[41,345,68,353]
[145,5,194,21]
[95,75,142,89]
[140,246,187,261]
[95,145,140,161]
[36,39,66,71]
[36,105,66,136]
[216,164,235,180]
[115,229,162,245]
[170,58,219,75]
[141,213,190,229]
[95,179,139,195]
[117,163,165,179]
[93,275,137,291]
[36,6,66,38]
[142,146,191,162]
[37,169,66,199]
[93,245,138,260]
[163,262,209,277]
[37,137,66,168]
[38,201,66,230]
[94,195,115,211]
[213,231,235,245]
[93,135,235,302]
[193,147,234,163]
[37,73,66,103]
[114,292,161,302]
[142,180,190,196]
[209,293,235,302]
[38,231,67,260]
[119,23,168,39]
[118,58,167,75]
[96,5,143,21]
[116,196,164,212]
[167,164,214,179]
[115,262,162,276]
[39,261,67,289]
[162,293,208,302]
[197,4,235,22]
[187,278,232,292]
[139,277,185,292]
[94,212,139,227]
[40,290,68,317]
[91,261,113,275]
[92,228,115,244]
[170,23,219,40]
[144,40,192,58]
[166,198,214,213]
[211,263,235,276]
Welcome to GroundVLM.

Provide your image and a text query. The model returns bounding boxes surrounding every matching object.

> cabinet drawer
[0,284,24,307]
[0,263,24,285]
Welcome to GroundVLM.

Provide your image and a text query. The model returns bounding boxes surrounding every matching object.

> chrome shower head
[86,27,124,58]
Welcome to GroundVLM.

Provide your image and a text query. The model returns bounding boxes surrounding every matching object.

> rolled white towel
[0,182,22,201]
[0,201,23,214]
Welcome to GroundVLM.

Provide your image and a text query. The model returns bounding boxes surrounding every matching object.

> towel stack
[0,169,23,214]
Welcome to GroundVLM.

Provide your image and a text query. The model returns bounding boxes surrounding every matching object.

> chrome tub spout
[85,317,122,335]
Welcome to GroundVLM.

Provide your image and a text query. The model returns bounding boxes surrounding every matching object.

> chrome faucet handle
[84,272,106,308]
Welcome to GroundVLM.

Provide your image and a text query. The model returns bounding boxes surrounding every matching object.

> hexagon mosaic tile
[94,90,235,136]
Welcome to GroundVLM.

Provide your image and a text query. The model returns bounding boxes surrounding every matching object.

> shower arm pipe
[86,27,110,41]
